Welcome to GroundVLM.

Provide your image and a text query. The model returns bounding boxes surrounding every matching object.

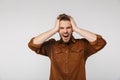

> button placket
[65,47,69,74]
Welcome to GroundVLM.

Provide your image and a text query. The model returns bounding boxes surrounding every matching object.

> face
[59,20,73,43]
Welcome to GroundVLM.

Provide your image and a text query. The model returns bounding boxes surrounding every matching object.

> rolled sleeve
[28,38,55,56]
[89,35,107,50]
[28,37,42,53]
[84,34,107,58]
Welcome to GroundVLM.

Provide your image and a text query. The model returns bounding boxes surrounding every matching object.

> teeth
[64,35,67,36]
[63,34,69,37]
[64,36,68,37]
[63,34,68,36]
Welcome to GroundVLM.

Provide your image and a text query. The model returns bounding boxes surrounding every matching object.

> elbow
[102,39,107,48]
[97,38,107,50]
[28,41,33,50]
[93,35,107,50]
[28,38,40,52]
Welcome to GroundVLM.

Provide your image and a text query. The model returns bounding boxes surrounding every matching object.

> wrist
[53,27,59,33]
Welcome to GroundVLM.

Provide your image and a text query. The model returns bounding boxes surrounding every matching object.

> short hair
[57,14,70,21]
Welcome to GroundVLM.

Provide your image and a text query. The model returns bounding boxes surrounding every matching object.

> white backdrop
[0,0,120,80]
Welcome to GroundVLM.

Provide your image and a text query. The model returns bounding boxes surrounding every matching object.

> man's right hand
[54,18,60,32]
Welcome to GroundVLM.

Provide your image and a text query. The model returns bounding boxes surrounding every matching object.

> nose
[63,29,67,33]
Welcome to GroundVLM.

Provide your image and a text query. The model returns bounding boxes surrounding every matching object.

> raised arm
[33,19,60,45]
[70,16,97,42]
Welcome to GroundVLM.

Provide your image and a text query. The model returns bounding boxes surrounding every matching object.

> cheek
[58,29,63,34]
[68,29,73,33]
[58,31,63,36]
[71,28,73,32]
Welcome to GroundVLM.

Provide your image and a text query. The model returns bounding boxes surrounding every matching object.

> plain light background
[0,0,120,80]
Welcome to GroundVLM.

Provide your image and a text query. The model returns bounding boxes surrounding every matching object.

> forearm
[33,28,57,45]
[70,17,97,42]
[74,27,97,42]
[33,18,60,45]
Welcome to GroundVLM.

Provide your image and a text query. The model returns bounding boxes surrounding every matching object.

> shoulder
[48,38,56,42]
[75,38,89,43]
[45,38,56,45]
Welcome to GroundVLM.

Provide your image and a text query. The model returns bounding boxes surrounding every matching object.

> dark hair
[57,14,70,21]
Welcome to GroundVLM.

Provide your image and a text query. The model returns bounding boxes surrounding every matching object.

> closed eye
[67,26,72,29]
[59,27,64,29]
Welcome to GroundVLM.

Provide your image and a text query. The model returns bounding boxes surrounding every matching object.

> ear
[71,26,74,32]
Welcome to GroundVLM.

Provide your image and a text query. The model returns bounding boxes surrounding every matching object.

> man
[28,14,106,80]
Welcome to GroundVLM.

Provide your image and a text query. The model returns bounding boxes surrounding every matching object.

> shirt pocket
[70,48,84,61]
[52,47,66,63]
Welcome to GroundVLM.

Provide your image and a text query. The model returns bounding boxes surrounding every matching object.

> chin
[64,41,69,43]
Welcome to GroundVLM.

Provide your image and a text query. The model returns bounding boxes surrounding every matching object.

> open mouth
[63,34,69,38]
[61,34,70,42]
[63,34,69,40]
[63,35,69,37]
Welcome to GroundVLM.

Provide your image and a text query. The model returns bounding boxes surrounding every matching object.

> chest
[50,43,85,63]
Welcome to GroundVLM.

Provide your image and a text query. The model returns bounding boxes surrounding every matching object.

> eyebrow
[59,26,72,28]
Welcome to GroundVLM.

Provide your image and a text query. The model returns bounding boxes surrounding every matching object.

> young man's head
[57,14,73,43]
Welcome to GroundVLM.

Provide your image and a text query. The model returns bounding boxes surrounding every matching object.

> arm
[70,17,97,42]
[28,19,59,55]
[70,16,106,58]
[70,17,106,59]
[33,19,60,45]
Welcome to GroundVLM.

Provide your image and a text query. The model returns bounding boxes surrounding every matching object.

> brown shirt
[28,35,106,80]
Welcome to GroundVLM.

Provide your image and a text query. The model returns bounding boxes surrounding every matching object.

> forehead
[59,20,71,27]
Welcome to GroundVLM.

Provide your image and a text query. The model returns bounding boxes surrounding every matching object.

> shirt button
[65,61,67,63]
[66,51,67,53]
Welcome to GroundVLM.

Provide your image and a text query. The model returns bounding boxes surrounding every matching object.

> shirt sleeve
[83,35,107,59]
[28,38,55,56]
